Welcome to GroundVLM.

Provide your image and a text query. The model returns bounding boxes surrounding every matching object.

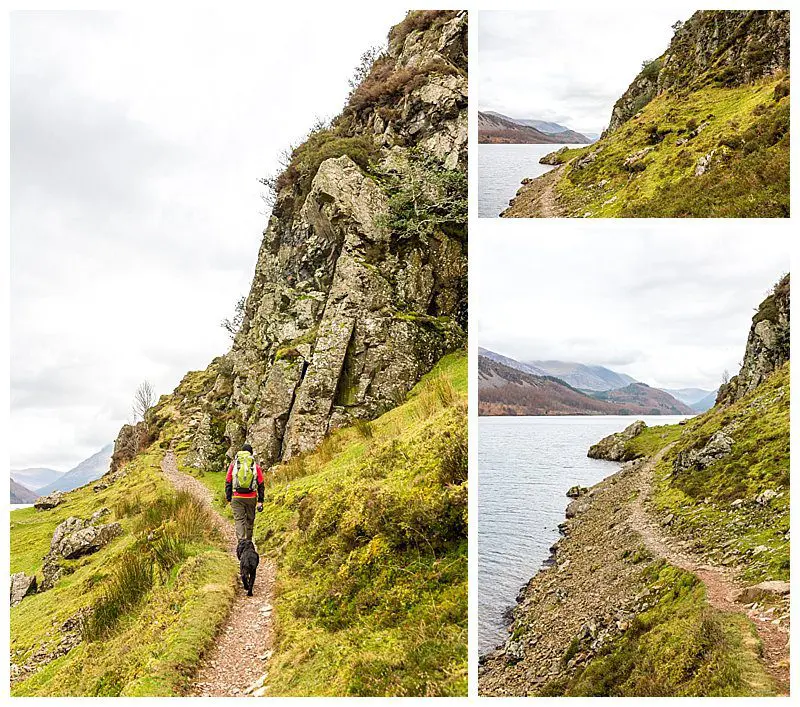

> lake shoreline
[478,415,691,654]
[479,143,580,218]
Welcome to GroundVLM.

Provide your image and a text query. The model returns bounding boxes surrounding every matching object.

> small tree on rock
[221,297,246,339]
[132,380,156,425]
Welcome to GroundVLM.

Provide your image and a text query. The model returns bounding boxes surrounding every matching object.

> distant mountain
[663,387,715,406]
[10,478,38,505]
[590,383,695,415]
[10,466,64,491]
[479,356,620,416]
[479,356,693,416]
[514,118,572,133]
[528,360,636,393]
[478,111,591,144]
[690,390,719,413]
[478,347,548,377]
[35,443,114,495]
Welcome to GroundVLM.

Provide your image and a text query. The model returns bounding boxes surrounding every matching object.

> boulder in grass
[735,580,790,604]
[10,572,37,606]
[34,492,65,510]
[54,522,123,560]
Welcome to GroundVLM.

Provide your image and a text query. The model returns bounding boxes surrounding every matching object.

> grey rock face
[694,150,716,176]
[10,572,37,606]
[110,421,150,473]
[47,516,124,570]
[50,517,88,553]
[673,430,733,473]
[717,275,789,406]
[565,498,591,519]
[587,421,647,461]
[539,146,569,166]
[89,507,111,524]
[755,489,779,506]
[34,492,65,510]
[142,12,467,470]
[40,558,65,591]
[573,149,600,170]
[55,522,123,560]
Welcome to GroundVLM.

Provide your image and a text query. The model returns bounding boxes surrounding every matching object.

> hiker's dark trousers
[231,496,257,540]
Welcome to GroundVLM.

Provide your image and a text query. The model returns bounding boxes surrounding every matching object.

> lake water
[478,415,692,654]
[478,143,573,218]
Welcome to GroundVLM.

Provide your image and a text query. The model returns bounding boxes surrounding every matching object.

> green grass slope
[173,352,468,696]
[546,562,774,697]
[649,363,789,583]
[10,449,237,696]
[546,74,789,217]
[11,352,467,697]
[619,362,788,583]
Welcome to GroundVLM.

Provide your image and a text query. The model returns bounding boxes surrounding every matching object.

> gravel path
[631,445,790,695]
[501,165,566,218]
[161,452,276,697]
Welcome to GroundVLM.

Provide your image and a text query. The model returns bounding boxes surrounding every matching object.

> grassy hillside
[547,562,773,697]
[618,362,788,584]
[11,353,466,697]
[650,363,789,583]
[174,352,468,696]
[11,352,467,697]
[526,73,789,217]
[539,364,788,697]
[10,449,237,696]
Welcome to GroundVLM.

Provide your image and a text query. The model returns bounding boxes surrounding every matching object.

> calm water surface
[478,415,691,654]
[478,143,574,218]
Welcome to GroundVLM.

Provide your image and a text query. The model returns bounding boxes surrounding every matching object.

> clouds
[10,8,405,470]
[479,8,691,134]
[477,223,790,391]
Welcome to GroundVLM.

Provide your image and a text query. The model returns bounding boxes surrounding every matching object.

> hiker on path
[225,443,265,541]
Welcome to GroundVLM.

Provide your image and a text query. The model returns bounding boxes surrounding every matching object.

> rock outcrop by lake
[500,11,790,218]
[587,420,647,461]
[479,276,790,697]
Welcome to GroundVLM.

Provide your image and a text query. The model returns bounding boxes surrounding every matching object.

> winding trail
[630,445,790,695]
[501,165,565,218]
[161,452,276,697]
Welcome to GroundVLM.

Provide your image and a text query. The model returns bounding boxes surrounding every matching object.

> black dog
[236,539,260,596]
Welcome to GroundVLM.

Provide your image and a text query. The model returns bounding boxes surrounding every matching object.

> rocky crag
[717,273,788,405]
[503,10,790,218]
[145,10,467,472]
[480,276,790,696]
[606,10,789,135]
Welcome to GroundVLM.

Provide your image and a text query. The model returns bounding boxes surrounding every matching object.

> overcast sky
[477,224,791,392]
[10,8,405,471]
[479,8,694,135]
